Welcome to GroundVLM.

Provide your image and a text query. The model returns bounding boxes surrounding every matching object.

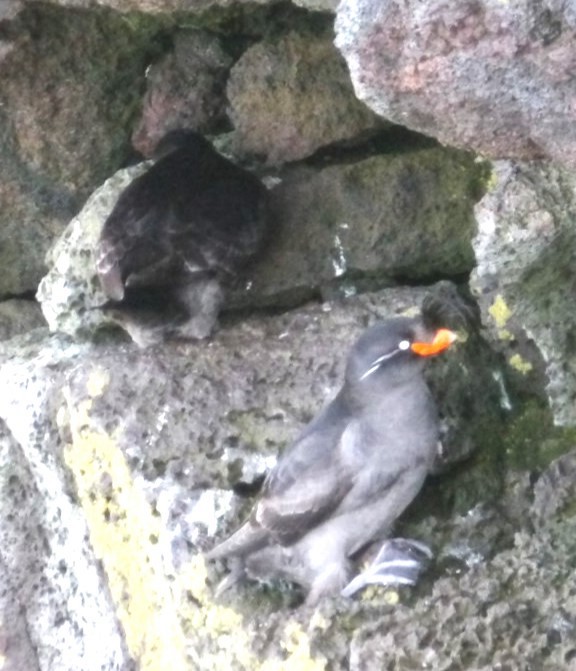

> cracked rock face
[3,0,576,668]
[132,31,233,157]
[471,160,576,425]
[0,300,46,341]
[227,30,383,165]
[37,145,486,338]
[335,0,576,168]
[0,285,505,670]
[0,371,131,671]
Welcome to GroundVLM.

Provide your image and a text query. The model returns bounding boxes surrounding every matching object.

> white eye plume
[359,339,412,381]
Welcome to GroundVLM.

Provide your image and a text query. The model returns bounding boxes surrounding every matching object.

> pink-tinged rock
[336,0,576,168]
[132,32,233,157]
[228,31,384,165]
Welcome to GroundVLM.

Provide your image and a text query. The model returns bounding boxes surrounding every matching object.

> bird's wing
[169,178,267,275]
[96,176,174,299]
[258,412,434,550]
[253,409,359,546]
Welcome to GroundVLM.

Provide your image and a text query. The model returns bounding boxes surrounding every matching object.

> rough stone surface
[0,294,571,668]
[132,31,233,157]
[335,0,576,169]
[531,450,576,526]
[36,0,273,12]
[36,161,151,338]
[4,0,576,667]
[0,0,23,23]
[0,4,162,195]
[0,3,168,296]
[471,160,576,426]
[0,300,46,340]
[0,153,74,295]
[37,146,485,338]
[228,30,383,165]
[346,516,576,671]
[236,146,486,307]
[292,0,338,11]
[0,372,132,671]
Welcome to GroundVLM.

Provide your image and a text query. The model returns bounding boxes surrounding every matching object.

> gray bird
[206,316,456,605]
[96,130,268,347]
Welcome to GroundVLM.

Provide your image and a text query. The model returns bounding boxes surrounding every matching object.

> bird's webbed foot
[341,538,433,598]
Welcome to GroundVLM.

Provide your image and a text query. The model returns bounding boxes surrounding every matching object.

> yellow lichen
[62,367,334,670]
[359,584,400,603]
[62,368,269,670]
[497,328,514,341]
[86,368,111,398]
[175,557,255,670]
[63,376,189,670]
[309,611,330,632]
[261,621,327,671]
[484,168,499,192]
[488,295,512,330]
[383,590,400,605]
[509,353,533,375]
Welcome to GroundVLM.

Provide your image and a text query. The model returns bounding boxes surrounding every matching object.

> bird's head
[152,129,214,161]
[346,316,457,390]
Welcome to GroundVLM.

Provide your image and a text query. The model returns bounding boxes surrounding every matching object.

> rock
[132,31,233,157]
[36,161,151,339]
[235,146,486,307]
[530,449,576,526]
[37,0,274,13]
[292,0,338,11]
[0,155,74,295]
[0,300,46,340]
[0,384,131,671]
[38,146,486,339]
[0,285,505,668]
[347,516,576,671]
[0,0,22,23]
[471,160,576,426]
[0,4,164,195]
[228,30,383,164]
[335,0,576,169]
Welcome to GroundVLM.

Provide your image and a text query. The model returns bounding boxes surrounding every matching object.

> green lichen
[63,370,190,670]
[503,400,576,471]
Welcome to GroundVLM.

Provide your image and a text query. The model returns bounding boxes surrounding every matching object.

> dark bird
[206,316,457,605]
[95,130,268,346]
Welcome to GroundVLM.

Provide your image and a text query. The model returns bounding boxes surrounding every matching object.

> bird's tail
[205,522,269,561]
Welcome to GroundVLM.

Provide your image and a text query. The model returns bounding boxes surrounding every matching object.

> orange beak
[411,328,457,357]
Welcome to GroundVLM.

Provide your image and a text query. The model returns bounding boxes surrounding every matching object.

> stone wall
[1,1,576,669]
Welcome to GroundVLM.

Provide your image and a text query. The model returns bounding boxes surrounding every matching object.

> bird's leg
[172,278,224,340]
[341,538,433,598]
[213,557,247,598]
[305,561,352,607]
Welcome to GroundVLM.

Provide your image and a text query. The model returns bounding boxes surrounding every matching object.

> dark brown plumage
[206,316,457,604]
[96,130,268,346]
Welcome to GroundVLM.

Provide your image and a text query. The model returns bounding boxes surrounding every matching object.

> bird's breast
[343,382,438,463]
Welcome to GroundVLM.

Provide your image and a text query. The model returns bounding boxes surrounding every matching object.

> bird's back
[96,138,268,301]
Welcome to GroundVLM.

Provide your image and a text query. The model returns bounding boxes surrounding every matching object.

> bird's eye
[398,340,410,350]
